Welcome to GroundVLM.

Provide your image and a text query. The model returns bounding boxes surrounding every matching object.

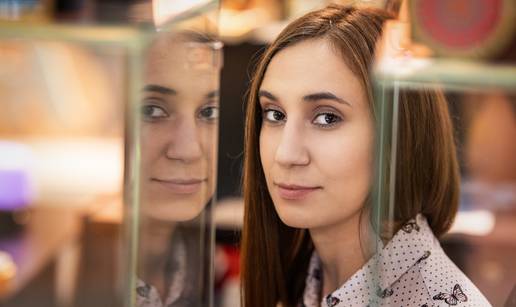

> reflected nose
[165,117,203,163]
[274,122,310,167]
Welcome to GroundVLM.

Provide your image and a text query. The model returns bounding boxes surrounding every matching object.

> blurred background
[0,0,514,306]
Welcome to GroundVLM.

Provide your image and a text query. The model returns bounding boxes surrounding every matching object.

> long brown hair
[240,4,460,307]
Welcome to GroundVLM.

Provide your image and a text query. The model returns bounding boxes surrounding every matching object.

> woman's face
[140,35,219,221]
[259,38,374,230]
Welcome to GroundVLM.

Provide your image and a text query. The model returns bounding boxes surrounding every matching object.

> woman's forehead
[144,36,218,96]
[261,38,364,103]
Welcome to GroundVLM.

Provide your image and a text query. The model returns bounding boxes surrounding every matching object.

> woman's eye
[263,109,285,122]
[141,105,168,119]
[198,105,219,121]
[312,113,342,127]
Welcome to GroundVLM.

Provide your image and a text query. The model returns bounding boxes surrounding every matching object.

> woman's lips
[151,178,206,194]
[274,182,321,200]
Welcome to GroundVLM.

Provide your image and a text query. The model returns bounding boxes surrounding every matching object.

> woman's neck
[138,219,177,301]
[309,210,374,298]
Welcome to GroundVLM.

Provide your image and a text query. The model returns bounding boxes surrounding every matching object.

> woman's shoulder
[416,238,491,307]
[390,214,492,307]
[301,214,492,307]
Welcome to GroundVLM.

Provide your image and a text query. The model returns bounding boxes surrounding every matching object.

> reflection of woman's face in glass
[140,35,219,221]
[259,38,373,230]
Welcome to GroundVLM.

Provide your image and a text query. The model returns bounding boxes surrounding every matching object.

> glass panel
[0,1,221,307]
[0,29,131,306]
[132,3,222,307]
[372,23,516,307]
[0,30,130,307]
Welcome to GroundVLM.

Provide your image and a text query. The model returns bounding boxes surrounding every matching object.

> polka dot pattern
[301,214,492,307]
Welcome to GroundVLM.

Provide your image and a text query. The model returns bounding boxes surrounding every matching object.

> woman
[136,31,220,307]
[139,32,220,223]
[240,4,490,307]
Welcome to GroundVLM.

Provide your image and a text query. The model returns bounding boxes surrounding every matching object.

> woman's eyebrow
[143,84,177,95]
[258,90,278,102]
[206,90,219,100]
[303,92,352,107]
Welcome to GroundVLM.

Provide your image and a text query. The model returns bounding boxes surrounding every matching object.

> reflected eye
[141,105,168,120]
[312,113,342,127]
[263,109,285,123]
[198,105,219,121]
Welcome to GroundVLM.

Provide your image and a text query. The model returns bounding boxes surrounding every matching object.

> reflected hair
[240,4,459,307]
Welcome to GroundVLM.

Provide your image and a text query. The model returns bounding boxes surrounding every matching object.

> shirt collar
[375,213,435,291]
[303,214,436,307]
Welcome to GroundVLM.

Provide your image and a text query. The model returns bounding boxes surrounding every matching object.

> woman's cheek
[259,128,276,171]
[314,128,373,186]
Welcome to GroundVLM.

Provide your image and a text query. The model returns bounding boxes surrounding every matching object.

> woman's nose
[165,118,203,163]
[274,122,310,167]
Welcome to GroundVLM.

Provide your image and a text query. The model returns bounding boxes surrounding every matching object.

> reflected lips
[275,182,321,200]
[152,178,205,194]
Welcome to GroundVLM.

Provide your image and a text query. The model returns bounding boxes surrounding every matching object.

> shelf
[374,56,516,91]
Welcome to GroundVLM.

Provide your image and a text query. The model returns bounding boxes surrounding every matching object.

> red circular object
[416,0,502,49]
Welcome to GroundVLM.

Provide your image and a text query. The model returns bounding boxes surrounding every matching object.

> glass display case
[372,22,516,307]
[0,1,222,307]
[132,3,222,307]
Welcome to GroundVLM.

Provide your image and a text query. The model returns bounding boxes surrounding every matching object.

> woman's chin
[274,199,363,231]
[275,204,324,229]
